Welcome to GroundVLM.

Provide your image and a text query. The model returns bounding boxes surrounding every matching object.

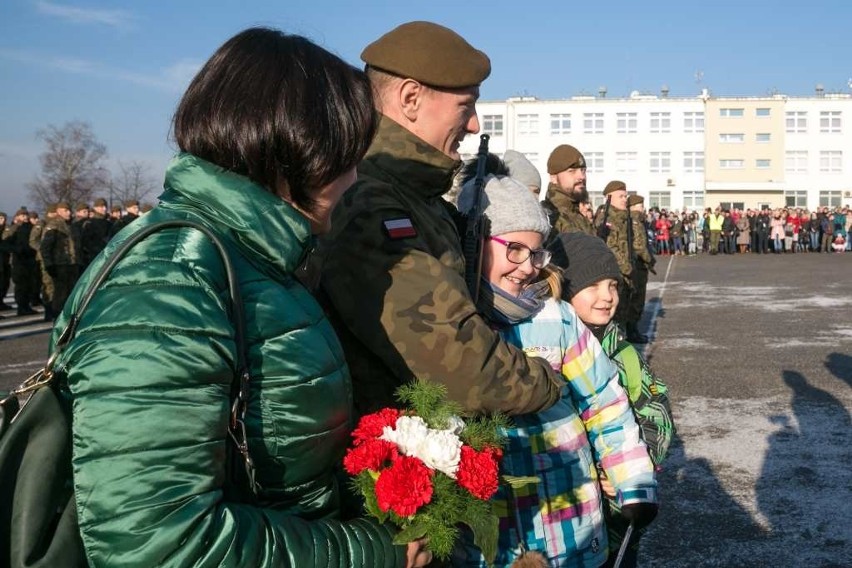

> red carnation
[375,455,434,517]
[343,438,399,475]
[352,408,401,445]
[456,446,501,500]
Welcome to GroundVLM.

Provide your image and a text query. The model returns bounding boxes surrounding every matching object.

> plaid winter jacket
[454,299,657,567]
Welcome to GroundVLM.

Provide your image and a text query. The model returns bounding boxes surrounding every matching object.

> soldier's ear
[398,79,423,121]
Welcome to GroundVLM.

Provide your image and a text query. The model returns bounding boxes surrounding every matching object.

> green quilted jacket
[50,154,406,567]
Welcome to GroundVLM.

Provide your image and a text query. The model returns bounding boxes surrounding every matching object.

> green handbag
[0,219,258,568]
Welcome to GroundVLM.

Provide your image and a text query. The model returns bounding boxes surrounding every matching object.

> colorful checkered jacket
[453,298,657,567]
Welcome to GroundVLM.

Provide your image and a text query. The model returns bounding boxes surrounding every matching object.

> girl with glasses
[454,174,656,567]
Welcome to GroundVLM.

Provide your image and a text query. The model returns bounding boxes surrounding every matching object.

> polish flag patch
[383,218,417,239]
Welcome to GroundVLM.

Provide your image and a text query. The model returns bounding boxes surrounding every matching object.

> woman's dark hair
[173,27,378,212]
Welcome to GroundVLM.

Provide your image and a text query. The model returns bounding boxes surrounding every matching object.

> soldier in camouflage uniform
[626,194,655,344]
[39,201,78,320]
[30,205,55,319]
[307,21,563,417]
[594,181,635,331]
[541,144,594,238]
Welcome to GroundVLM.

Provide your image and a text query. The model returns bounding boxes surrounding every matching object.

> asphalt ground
[1,251,850,566]
[636,251,851,567]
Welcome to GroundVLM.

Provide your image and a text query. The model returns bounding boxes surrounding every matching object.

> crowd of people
[4,21,685,568]
[0,200,145,320]
[640,206,851,256]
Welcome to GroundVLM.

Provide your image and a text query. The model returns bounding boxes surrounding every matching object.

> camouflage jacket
[542,183,594,237]
[40,217,76,268]
[310,116,561,416]
[631,211,654,268]
[595,206,634,277]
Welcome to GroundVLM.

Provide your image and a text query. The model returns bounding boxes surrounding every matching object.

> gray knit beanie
[547,232,622,300]
[502,150,541,192]
[458,174,551,237]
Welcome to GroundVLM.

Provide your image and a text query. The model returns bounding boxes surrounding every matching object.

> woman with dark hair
[49,28,428,567]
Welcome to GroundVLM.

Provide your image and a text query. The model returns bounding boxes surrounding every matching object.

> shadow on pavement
[755,367,851,565]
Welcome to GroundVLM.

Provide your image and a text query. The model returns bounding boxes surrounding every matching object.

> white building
[458,88,852,211]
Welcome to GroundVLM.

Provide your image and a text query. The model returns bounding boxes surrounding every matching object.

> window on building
[719,133,745,143]
[588,191,605,209]
[585,151,604,173]
[615,151,638,172]
[819,150,842,173]
[784,191,807,208]
[523,152,539,166]
[684,111,704,133]
[785,151,808,173]
[786,111,807,133]
[517,114,539,136]
[649,151,671,173]
[756,159,771,169]
[649,112,671,133]
[720,159,745,169]
[720,108,744,117]
[649,191,671,209]
[820,111,841,133]
[819,191,842,207]
[616,112,637,133]
[549,113,571,135]
[682,190,704,209]
[756,108,771,117]
[718,201,745,211]
[683,151,705,173]
[583,112,604,134]
[756,133,771,143]
[482,115,504,136]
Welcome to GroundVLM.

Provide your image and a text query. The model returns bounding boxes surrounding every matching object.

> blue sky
[2,0,851,214]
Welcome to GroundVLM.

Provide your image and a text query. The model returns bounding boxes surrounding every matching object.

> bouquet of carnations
[344,379,508,564]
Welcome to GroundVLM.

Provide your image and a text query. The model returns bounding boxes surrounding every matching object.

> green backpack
[602,324,675,465]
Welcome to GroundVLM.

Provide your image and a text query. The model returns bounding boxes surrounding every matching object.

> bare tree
[110,160,159,208]
[27,121,110,209]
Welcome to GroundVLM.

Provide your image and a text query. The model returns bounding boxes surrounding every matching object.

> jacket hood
[159,153,313,277]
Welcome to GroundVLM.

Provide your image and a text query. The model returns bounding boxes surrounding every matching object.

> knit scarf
[476,277,549,327]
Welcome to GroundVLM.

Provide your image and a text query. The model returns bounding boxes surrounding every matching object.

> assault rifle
[463,134,491,303]
[597,197,612,241]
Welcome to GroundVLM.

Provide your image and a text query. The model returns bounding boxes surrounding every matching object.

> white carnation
[443,415,466,436]
[381,415,430,456]
[416,429,462,478]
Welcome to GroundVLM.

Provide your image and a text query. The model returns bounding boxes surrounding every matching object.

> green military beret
[55,202,71,211]
[47,204,57,214]
[546,144,585,174]
[627,194,644,207]
[125,199,139,208]
[76,203,89,211]
[94,197,107,207]
[361,21,491,89]
[603,180,627,195]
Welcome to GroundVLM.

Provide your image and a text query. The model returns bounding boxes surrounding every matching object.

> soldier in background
[30,205,55,319]
[308,21,563,417]
[110,199,140,236]
[4,209,38,315]
[82,197,112,265]
[110,204,122,224]
[26,210,43,307]
[40,201,77,320]
[626,194,655,344]
[541,144,594,237]
[72,202,90,270]
[0,211,10,311]
[595,181,635,331]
